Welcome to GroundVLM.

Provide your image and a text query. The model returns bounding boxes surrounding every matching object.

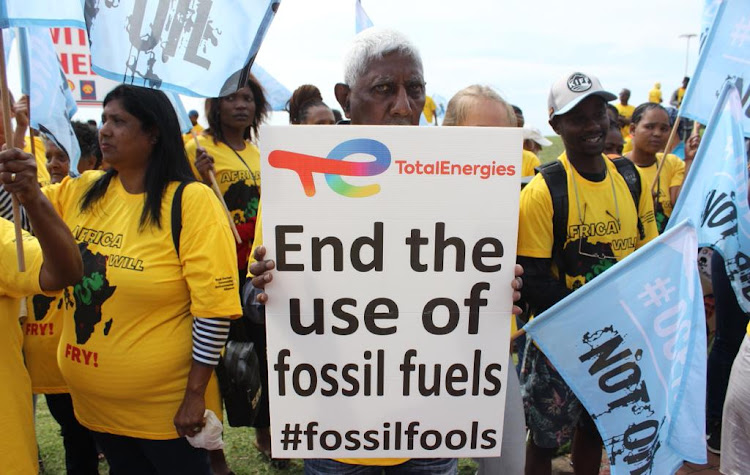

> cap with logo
[547,72,617,118]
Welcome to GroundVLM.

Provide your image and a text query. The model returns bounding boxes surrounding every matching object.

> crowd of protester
[1,25,748,475]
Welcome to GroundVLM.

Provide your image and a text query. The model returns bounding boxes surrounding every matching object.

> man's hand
[512,264,524,316]
[248,245,275,304]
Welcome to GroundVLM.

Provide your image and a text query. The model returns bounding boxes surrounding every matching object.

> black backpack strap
[536,161,569,284]
[610,157,645,240]
[171,182,189,257]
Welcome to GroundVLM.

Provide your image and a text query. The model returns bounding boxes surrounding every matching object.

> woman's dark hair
[631,102,668,126]
[285,84,329,124]
[205,73,269,144]
[80,85,195,230]
[71,121,102,169]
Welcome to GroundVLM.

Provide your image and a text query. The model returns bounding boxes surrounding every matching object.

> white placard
[260,125,521,459]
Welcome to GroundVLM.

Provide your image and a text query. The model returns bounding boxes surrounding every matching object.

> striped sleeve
[0,189,30,231]
[192,317,231,366]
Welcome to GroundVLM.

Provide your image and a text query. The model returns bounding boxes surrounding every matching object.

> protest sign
[260,125,521,458]
[50,27,119,105]
[524,220,707,475]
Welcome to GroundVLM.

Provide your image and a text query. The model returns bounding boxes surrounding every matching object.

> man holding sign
[248,28,524,474]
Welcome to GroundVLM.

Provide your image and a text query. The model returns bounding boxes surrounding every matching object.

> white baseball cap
[547,72,616,118]
[522,126,553,147]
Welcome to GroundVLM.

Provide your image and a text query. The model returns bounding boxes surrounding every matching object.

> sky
[244,0,705,135]
[29,0,705,137]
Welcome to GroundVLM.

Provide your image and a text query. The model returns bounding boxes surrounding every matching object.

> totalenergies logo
[268,138,390,198]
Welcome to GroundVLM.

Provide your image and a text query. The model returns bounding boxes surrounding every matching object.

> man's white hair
[343,27,423,87]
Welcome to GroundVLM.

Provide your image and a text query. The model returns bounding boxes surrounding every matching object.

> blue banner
[17,27,81,175]
[164,92,192,135]
[86,0,281,98]
[668,81,750,314]
[681,0,750,135]
[0,0,85,28]
[2,28,13,65]
[700,0,724,51]
[251,64,291,112]
[524,220,707,475]
[355,0,374,33]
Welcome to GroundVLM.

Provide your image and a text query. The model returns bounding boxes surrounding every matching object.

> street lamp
[679,33,697,77]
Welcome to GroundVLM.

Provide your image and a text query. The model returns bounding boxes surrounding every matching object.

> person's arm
[517,256,571,316]
[175,183,241,435]
[671,134,701,205]
[0,148,81,290]
[12,95,29,149]
[173,317,231,437]
[193,147,216,185]
[173,361,212,437]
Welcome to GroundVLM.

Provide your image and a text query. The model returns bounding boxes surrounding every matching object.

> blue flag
[668,82,750,314]
[681,0,750,135]
[17,27,81,175]
[2,28,13,65]
[250,64,291,111]
[164,92,192,135]
[524,220,707,475]
[355,0,374,33]
[86,0,280,98]
[700,0,724,51]
[0,0,85,28]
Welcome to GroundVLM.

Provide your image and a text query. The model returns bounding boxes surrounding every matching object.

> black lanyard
[223,141,258,187]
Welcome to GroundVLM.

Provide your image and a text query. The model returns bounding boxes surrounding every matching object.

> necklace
[221,140,259,188]
[569,160,621,260]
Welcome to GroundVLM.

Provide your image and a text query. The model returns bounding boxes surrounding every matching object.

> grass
[538,135,564,164]
[35,398,478,474]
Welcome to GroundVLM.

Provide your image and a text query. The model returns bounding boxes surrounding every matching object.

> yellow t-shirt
[182,124,205,143]
[186,135,261,270]
[631,153,685,234]
[648,86,662,104]
[522,150,541,177]
[247,205,409,467]
[623,136,634,154]
[23,290,67,394]
[43,172,241,439]
[423,95,437,124]
[23,135,50,187]
[615,103,635,138]
[676,87,686,107]
[0,218,44,474]
[518,152,658,290]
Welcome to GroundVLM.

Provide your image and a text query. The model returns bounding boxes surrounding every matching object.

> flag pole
[191,132,242,244]
[0,30,26,272]
[651,111,683,206]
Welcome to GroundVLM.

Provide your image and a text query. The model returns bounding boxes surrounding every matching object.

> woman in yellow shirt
[10,85,241,474]
[186,75,273,470]
[187,74,269,278]
[0,147,82,474]
[624,103,700,233]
